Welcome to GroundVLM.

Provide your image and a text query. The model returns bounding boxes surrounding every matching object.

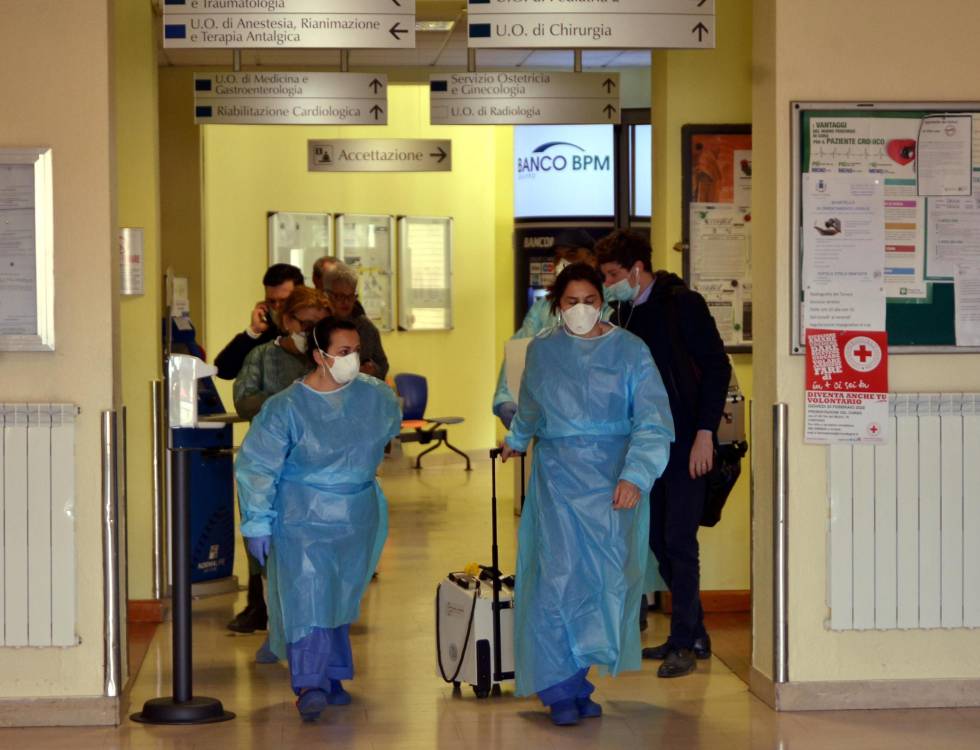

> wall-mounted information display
[163,0,416,50]
[430,72,620,126]
[309,139,451,173]
[267,212,332,276]
[336,214,396,332]
[792,103,980,353]
[194,72,388,125]
[398,217,453,331]
[466,0,715,50]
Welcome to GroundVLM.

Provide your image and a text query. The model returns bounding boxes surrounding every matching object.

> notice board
[397,216,453,331]
[336,214,395,333]
[792,102,980,353]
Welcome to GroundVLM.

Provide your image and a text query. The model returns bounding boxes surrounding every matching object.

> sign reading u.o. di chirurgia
[466,0,715,50]
[163,0,415,49]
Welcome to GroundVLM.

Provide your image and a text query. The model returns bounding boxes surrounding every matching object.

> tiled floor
[4,460,980,748]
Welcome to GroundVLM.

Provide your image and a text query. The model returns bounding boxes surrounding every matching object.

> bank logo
[517,141,610,178]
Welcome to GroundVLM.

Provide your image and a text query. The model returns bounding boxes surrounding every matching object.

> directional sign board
[194,72,388,125]
[466,0,714,50]
[163,0,415,49]
[430,72,620,125]
[308,139,451,173]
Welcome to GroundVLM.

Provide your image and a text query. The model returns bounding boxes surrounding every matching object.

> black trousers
[650,453,707,649]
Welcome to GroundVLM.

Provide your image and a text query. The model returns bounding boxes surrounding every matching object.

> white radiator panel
[829,393,980,631]
[0,404,77,647]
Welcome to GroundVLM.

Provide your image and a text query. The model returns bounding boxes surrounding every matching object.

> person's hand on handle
[612,480,641,510]
[250,301,270,336]
[246,536,271,567]
[499,441,517,463]
[689,429,715,479]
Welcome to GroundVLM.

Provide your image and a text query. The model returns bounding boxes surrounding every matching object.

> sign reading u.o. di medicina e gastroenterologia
[466,0,715,49]
[162,0,415,49]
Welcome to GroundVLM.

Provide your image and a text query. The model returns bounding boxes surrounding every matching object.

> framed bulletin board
[336,214,395,333]
[397,216,453,332]
[792,102,980,354]
[681,125,753,353]
[267,212,332,279]
[0,148,54,352]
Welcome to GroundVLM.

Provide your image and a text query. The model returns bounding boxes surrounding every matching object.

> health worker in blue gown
[235,317,402,723]
[500,262,674,727]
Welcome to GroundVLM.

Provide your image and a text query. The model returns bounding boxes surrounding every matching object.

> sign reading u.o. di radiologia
[466,0,715,50]
[162,0,415,49]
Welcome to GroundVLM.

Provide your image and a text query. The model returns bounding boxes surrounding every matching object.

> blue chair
[394,373,470,471]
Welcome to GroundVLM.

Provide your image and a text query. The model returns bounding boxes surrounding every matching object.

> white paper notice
[690,204,751,346]
[954,267,980,346]
[925,174,980,280]
[699,280,738,346]
[917,115,973,197]
[0,164,38,336]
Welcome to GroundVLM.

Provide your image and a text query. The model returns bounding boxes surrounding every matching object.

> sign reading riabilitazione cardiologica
[163,0,415,49]
[430,72,620,126]
[194,73,388,125]
[308,139,451,173]
[466,0,715,50]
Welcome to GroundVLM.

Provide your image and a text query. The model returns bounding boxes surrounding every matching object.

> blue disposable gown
[235,376,402,658]
[505,325,674,696]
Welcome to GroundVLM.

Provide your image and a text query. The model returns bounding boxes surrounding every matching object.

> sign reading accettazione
[308,139,452,173]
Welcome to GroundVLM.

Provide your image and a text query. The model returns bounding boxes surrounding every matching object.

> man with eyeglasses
[322,263,389,381]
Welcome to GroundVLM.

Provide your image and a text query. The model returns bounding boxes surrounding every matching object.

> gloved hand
[246,536,272,568]
[495,401,518,429]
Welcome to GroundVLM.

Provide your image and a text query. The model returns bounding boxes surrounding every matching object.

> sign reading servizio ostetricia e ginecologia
[308,140,452,173]
[430,72,620,126]
[466,0,715,49]
[194,73,388,125]
[163,0,415,49]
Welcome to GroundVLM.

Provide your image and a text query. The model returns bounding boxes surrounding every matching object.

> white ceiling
[153,1,653,71]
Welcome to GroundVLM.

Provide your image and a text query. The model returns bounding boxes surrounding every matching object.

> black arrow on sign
[697,0,707,6]
[430,146,448,163]
[602,78,616,93]
[369,78,384,94]
[604,104,618,120]
[370,105,384,120]
[392,0,401,6]
[692,22,709,41]
[390,22,408,40]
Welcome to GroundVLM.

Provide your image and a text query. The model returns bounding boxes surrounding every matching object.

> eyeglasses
[329,292,356,303]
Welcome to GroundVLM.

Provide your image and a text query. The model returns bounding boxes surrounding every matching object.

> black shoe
[642,640,671,660]
[227,605,268,633]
[226,604,254,632]
[639,594,649,632]
[693,635,712,660]
[657,649,696,678]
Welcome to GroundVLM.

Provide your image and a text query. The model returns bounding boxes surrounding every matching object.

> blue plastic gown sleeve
[504,340,543,453]
[618,347,675,493]
[492,299,556,410]
[235,398,293,538]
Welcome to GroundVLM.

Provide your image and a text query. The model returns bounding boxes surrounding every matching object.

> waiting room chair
[393,373,470,471]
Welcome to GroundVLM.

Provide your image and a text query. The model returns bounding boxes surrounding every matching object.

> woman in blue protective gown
[500,262,674,726]
[235,317,402,723]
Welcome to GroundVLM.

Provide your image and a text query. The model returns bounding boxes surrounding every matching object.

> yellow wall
[116,0,162,602]
[0,0,116,699]
[201,85,512,451]
[652,0,754,592]
[753,0,980,683]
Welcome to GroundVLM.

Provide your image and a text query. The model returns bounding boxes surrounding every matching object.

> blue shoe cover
[326,679,352,706]
[296,689,329,722]
[576,696,602,718]
[255,637,278,664]
[549,699,580,726]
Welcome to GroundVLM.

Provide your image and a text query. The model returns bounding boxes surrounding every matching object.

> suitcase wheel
[473,686,490,699]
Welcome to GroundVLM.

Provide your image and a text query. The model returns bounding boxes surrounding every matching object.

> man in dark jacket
[214,263,304,381]
[597,230,732,679]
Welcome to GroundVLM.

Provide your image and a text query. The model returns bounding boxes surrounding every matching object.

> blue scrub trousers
[537,668,595,707]
[286,625,353,695]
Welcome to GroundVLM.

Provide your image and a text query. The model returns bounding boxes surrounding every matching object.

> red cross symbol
[869,424,880,435]
[854,345,874,364]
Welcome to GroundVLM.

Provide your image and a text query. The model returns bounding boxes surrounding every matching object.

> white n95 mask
[327,351,360,385]
[290,331,308,354]
[563,303,601,336]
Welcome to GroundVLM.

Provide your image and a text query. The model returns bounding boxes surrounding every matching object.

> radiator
[0,403,77,647]
[828,393,980,631]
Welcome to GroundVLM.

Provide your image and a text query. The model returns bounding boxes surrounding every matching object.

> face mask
[606,267,640,303]
[563,303,601,336]
[289,331,308,354]
[326,351,360,385]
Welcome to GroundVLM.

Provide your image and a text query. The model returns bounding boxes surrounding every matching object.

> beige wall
[652,0,754,592]
[0,0,116,699]
[753,0,980,683]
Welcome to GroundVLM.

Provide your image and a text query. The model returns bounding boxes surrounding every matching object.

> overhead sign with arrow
[193,72,388,125]
[466,0,715,50]
[430,72,621,125]
[308,139,452,173]
[163,0,416,50]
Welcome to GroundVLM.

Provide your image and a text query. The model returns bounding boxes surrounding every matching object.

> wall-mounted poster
[398,216,453,332]
[336,214,395,333]
[267,212,332,280]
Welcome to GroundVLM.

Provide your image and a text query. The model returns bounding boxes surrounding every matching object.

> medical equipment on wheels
[435,449,523,698]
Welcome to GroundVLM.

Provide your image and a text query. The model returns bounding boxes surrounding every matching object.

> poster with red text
[805,329,889,444]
